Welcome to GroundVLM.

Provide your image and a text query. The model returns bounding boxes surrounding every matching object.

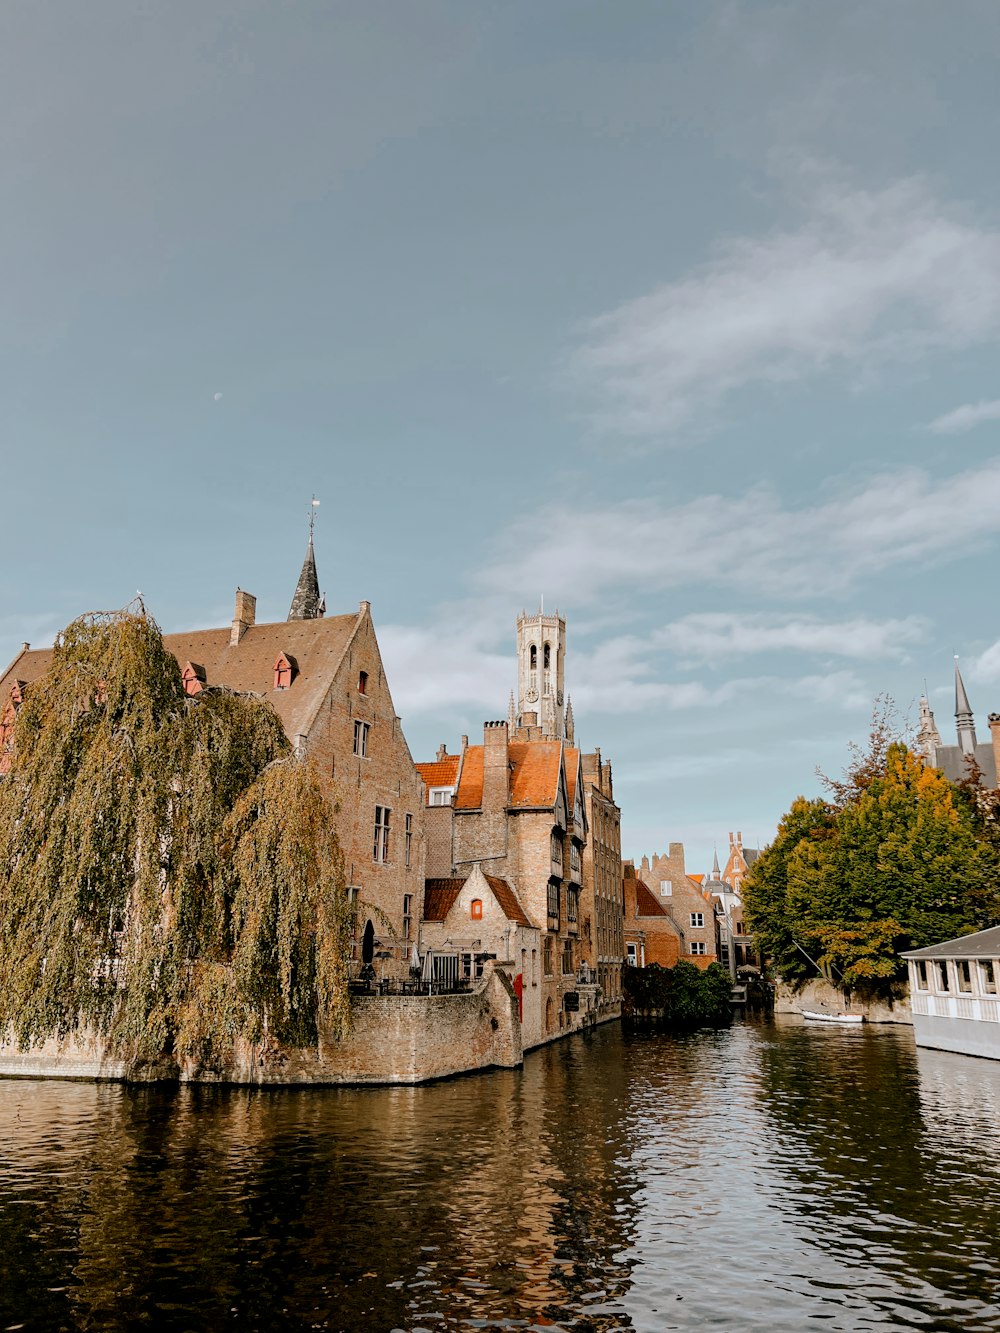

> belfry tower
[515,608,572,741]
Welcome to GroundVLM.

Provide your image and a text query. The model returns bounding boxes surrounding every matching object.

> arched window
[358,670,368,694]
[529,644,537,669]
[543,642,551,669]
[470,898,483,920]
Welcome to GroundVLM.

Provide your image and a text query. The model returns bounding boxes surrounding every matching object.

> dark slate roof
[933,743,997,787]
[288,538,322,620]
[744,848,760,866]
[901,925,1000,960]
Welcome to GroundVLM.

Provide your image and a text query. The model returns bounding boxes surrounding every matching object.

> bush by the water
[622,960,733,1027]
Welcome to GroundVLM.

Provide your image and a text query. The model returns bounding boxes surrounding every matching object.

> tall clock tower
[515,609,568,740]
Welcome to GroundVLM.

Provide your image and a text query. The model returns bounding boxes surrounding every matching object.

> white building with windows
[902,926,1000,1060]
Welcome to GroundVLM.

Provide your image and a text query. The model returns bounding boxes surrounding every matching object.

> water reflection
[2,1022,1000,1331]
[0,1029,640,1332]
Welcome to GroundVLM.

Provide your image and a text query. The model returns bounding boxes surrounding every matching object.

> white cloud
[968,640,1000,686]
[571,177,1000,434]
[655,612,927,663]
[378,621,512,717]
[928,399,1000,435]
[484,458,1000,602]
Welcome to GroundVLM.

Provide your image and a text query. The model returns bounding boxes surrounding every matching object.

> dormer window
[181,663,207,696]
[358,670,368,695]
[273,653,297,690]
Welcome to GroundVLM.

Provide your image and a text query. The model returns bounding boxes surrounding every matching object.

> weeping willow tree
[0,605,351,1070]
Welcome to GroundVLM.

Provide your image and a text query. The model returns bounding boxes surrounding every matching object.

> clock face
[525,687,539,703]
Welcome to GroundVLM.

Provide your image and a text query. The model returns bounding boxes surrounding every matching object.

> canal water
[2,1019,999,1332]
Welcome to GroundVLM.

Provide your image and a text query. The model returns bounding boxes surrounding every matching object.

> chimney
[482,720,510,811]
[436,743,449,761]
[461,734,468,751]
[231,589,256,646]
[990,715,1000,790]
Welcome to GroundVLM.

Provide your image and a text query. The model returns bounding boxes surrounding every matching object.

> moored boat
[801,1009,865,1024]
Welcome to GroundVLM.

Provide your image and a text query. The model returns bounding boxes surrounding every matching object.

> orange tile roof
[484,874,533,927]
[0,613,360,745]
[509,741,563,808]
[415,755,461,802]
[453,737,568,812]
[565,747,580,806]
[635,879,669,918]
[454,745,485,809]
[423,879,465,922]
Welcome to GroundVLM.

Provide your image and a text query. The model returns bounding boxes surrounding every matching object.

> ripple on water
[1,1021,999,1331]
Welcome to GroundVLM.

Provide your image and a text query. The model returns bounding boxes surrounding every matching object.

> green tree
[741,796,835,980]
[0,606,351,1069]
[745,725,1000,993]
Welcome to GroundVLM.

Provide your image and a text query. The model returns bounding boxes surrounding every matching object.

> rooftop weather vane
[309,494,320,541]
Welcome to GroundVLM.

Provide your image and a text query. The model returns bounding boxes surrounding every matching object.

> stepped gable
[484,874,532,927]
[423,878,466,922]
[0,613,359,744]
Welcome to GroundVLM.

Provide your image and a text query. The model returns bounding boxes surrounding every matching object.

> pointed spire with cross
[288,497,323,621]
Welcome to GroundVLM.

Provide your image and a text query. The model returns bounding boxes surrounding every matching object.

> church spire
[955,656,977,756]
[288,498,323,621]
[712,847,721,879]
[917,694,942,761]
[564,695,575,744]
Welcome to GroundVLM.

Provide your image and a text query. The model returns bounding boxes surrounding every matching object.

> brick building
[0,538,426,969]
[581,748,623,1001]
[419,865,542,1047]
[622,862,681,968]
[634,844,718,967]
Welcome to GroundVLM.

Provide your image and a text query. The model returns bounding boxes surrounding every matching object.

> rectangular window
[567,887,578,923]
[543,937,553,976]
[429,789,452,806]
[957,959,973,993]
[562,940,574,974]
[660,880,672,896]
[690,941,706,956]
[690,912,704,928]
[915,960,929,991]
[405,813,412,868]
[373,806,390,863]
[979,960,997,994]
[551,832,562,863]
[547,881,560,925]
[353,720,369,757]
[402,893,412,942]
[937,961,950,992]
[626,942,637,966]
[531,948,538,985]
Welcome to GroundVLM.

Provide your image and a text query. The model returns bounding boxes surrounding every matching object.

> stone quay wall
[0,964,523,1086]
[775,978,912,1026]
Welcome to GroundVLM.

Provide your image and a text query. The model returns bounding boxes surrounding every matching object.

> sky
[3,1,1000,874]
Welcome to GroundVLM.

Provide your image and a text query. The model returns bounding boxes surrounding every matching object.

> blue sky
[3,1,1000,872]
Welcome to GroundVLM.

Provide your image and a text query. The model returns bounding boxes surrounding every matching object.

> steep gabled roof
[0,613,360,744]
[423,879,465,922]
[635,879,669,918]
[509,741,564,808]
[484,874,532,927]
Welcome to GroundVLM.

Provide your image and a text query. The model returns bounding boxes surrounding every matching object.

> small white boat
[802,1009,864,1025]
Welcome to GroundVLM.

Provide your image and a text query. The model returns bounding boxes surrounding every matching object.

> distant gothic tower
[515,609,572,740]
